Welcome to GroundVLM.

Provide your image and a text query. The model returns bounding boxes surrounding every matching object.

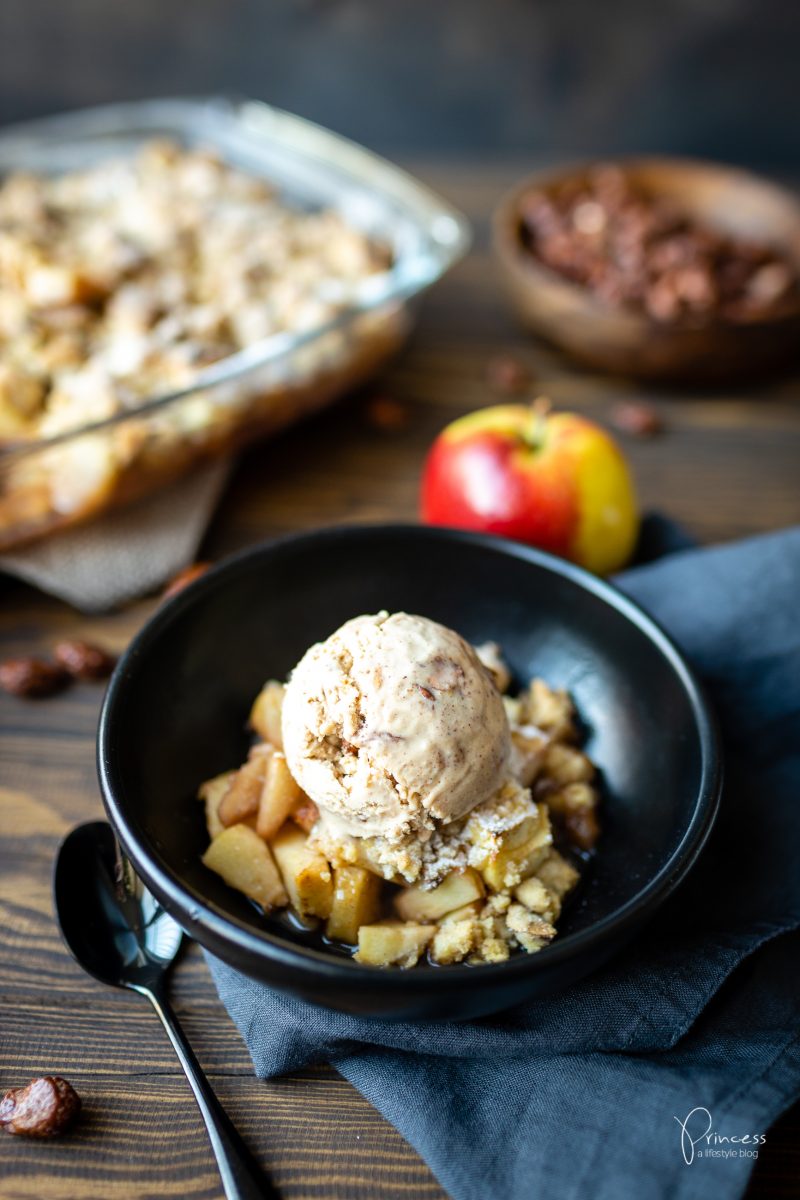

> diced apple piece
[440,900,482,924]
[394,868,485,922]
[481,834,551,892]
[202,823,287,911]
[198,771,236,841]
[270,822,333,919]
[249,680,285,748]
[477,807,553,891]
[291,798,320,833]
[255,751,303,840]
[325,865,383,944]
[355,921,435,968]
[218,746,272,827]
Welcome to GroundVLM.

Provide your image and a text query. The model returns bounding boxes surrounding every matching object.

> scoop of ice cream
[281,612,510,841]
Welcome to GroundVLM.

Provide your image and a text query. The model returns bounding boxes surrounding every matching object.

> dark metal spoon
[54,820,277,1200]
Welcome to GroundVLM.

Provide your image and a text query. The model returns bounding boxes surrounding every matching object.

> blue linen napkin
[206,525,800,1200]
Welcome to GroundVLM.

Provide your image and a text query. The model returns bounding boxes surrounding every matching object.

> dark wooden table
[1,163,798,1199]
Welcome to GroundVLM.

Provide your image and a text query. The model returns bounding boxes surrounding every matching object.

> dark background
[0,0,797,167]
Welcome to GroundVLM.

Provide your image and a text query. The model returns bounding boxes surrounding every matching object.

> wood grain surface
[1,162,799,1200]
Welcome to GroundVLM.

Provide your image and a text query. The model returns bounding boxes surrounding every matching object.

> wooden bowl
[493,158,800,381]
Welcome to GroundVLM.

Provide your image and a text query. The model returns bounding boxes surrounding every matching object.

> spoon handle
[143,984,279,1200]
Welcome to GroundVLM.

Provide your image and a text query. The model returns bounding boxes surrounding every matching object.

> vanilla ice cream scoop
[281,612,510,841]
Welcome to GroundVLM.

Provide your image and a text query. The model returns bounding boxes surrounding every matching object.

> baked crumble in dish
[199,612,600,968]
[0,141,398,547]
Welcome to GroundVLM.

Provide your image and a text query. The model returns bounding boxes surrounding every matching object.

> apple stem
[526,396,552,450]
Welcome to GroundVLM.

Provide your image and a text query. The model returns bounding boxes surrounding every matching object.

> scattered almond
[486,355,533,395]
[54,639,116,681]
[0,658,69,699]
[0,1076,81,1137]
[610,400,664,439]
[365,396,410,432]
[162,561,211,600]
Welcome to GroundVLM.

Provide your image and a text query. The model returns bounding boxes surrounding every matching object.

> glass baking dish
[0,97,470,551]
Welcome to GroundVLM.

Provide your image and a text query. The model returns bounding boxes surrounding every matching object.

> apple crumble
[0,140,389,442]
[0,140,398,548]
[198,615,600,968]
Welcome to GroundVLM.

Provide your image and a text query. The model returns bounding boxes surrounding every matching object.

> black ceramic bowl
[98,525,721,1021]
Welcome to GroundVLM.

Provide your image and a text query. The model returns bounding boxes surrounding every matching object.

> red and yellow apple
[420,403,639,574]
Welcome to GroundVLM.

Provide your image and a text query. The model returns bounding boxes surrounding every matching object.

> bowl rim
[492,154,800,333]
[98,522,722,994]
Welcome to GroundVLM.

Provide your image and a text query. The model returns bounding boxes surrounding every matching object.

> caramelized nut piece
[54,639,116,681]
[0,658,69,698]
[162,561,211,601]
[486,355,533,395]
[0,1076,81,1137]
[365,395,410,432]
[610,400,664,439]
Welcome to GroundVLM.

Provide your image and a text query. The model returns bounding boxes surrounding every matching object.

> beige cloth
[0,461,230,612]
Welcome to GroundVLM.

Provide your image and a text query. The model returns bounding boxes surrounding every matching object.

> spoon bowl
[54,821,183,993]
[53,820,275,1200]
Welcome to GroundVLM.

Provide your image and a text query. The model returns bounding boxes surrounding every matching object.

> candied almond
[365,396,410,432]
[162,561,212,600]
[486,355,533,395]
[0,657,69,699]
[610,400,664,439]
[0,1076,81,1137]
[54,639,116,681]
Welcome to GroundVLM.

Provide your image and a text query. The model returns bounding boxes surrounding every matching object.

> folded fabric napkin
[0,461,229,612]
[207,525,800,1200]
